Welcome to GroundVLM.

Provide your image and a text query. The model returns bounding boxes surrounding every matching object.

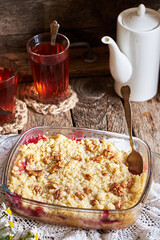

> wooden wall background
[0,0,159,81]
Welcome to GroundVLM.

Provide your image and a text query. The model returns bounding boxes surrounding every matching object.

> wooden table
[5,45,160,155]
[1,45,160,239]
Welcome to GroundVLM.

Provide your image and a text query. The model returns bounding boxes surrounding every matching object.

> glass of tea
[27,33,70,104]
[0,57,18,125]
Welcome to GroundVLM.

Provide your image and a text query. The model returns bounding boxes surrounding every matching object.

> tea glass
[27,33,70,104]
[0,57,18,125]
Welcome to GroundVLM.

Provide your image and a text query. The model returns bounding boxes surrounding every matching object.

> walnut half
[112,183,124,197]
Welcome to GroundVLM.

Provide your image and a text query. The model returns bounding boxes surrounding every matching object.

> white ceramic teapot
[102,4,160,101]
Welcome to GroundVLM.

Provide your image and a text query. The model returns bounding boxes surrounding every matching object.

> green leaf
[0,235,10,240]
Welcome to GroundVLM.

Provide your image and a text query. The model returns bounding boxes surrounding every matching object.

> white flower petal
[1,202,7,210]
[29,227,39,238]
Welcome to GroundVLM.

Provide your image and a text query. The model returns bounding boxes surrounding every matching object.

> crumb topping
[8,134,147,210]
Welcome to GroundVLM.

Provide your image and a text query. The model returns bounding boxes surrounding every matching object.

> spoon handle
[50,20,60,46]
[121,86,133,149]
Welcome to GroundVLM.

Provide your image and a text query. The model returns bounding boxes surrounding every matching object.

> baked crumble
[8,134,147,210]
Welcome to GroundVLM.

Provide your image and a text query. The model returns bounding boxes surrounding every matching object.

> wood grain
[22,108,72,133]
[70,76,128,134]
[131,94,160,154]
[0,0,159,52]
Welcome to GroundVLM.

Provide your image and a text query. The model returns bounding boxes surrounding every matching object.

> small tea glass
[27,33,70,104]
[0,57,18,125]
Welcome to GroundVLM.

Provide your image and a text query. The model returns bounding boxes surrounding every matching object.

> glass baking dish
[2,126,152,230]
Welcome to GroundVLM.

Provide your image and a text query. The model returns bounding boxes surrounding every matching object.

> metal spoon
[50,20,60,46]
[121,85,143,175]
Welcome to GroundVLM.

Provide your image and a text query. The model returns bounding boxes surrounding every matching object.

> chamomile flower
[29,228,39,240]
[4,217,14,229]
[1,203,12,216]
[9,232,14,239]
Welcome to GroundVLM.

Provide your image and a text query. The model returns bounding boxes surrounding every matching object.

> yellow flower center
[35,232,39,240]
[6,208,12,215]
[8,221,14,228]
[9,232,13,239]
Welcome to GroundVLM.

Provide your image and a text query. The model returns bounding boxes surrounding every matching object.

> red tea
[30,42,69,103]
[0,67,17,124]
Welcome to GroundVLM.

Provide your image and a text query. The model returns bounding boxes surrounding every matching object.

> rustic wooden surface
[0,2,159,238]
[131,94,160,154]
[71,77,127,134]
[0,0,159,53]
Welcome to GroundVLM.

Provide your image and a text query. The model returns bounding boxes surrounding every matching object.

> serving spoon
[121,85,143,175]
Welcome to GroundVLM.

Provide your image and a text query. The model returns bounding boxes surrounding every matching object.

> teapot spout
[101,36,132,84]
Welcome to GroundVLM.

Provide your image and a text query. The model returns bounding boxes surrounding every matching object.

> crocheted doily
[0,99,27,134]
[0,135,160,240]
[24,85,78,115]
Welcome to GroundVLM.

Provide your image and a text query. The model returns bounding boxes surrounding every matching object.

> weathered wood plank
[71,76,128,134]
[22,108,73,133]
[131,92,160,154]
[0,0,159,52]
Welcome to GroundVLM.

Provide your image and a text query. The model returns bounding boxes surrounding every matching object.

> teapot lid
[122,4,159,32]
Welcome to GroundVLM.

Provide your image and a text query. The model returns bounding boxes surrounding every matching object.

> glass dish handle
[0,134,20,187]
[144,151,160,205]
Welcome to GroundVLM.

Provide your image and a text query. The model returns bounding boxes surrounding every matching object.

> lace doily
[0,99,28,134]
[24,85,78,115]
[0,134,160,240]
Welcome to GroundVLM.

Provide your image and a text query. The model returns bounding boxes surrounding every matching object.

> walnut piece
[27,170,43,177]
[51,151,57,157]
[75,157,82,161]
[102,171,108,176]
[114,200,122,209]
[56,161,65,168]
[65,188,71,194]
[103,149,114,159]
[54,189,62,200]
[49,182,58,189]
[127,179,134,188]
[85,174,92,181]
[55,155,62,161]
[34,185,42,194]
[90,199,99,206]
[83,187,92,195]
[43,158,50,164]
[50,167,56,174]
[86,144,94,152]
[112,156,120,164]
[112,183,124,197]
[26,156,33,163]
[103,149,109,156]
[121,180,127,188]
[75,192,86,200]
[92,155,103,163]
